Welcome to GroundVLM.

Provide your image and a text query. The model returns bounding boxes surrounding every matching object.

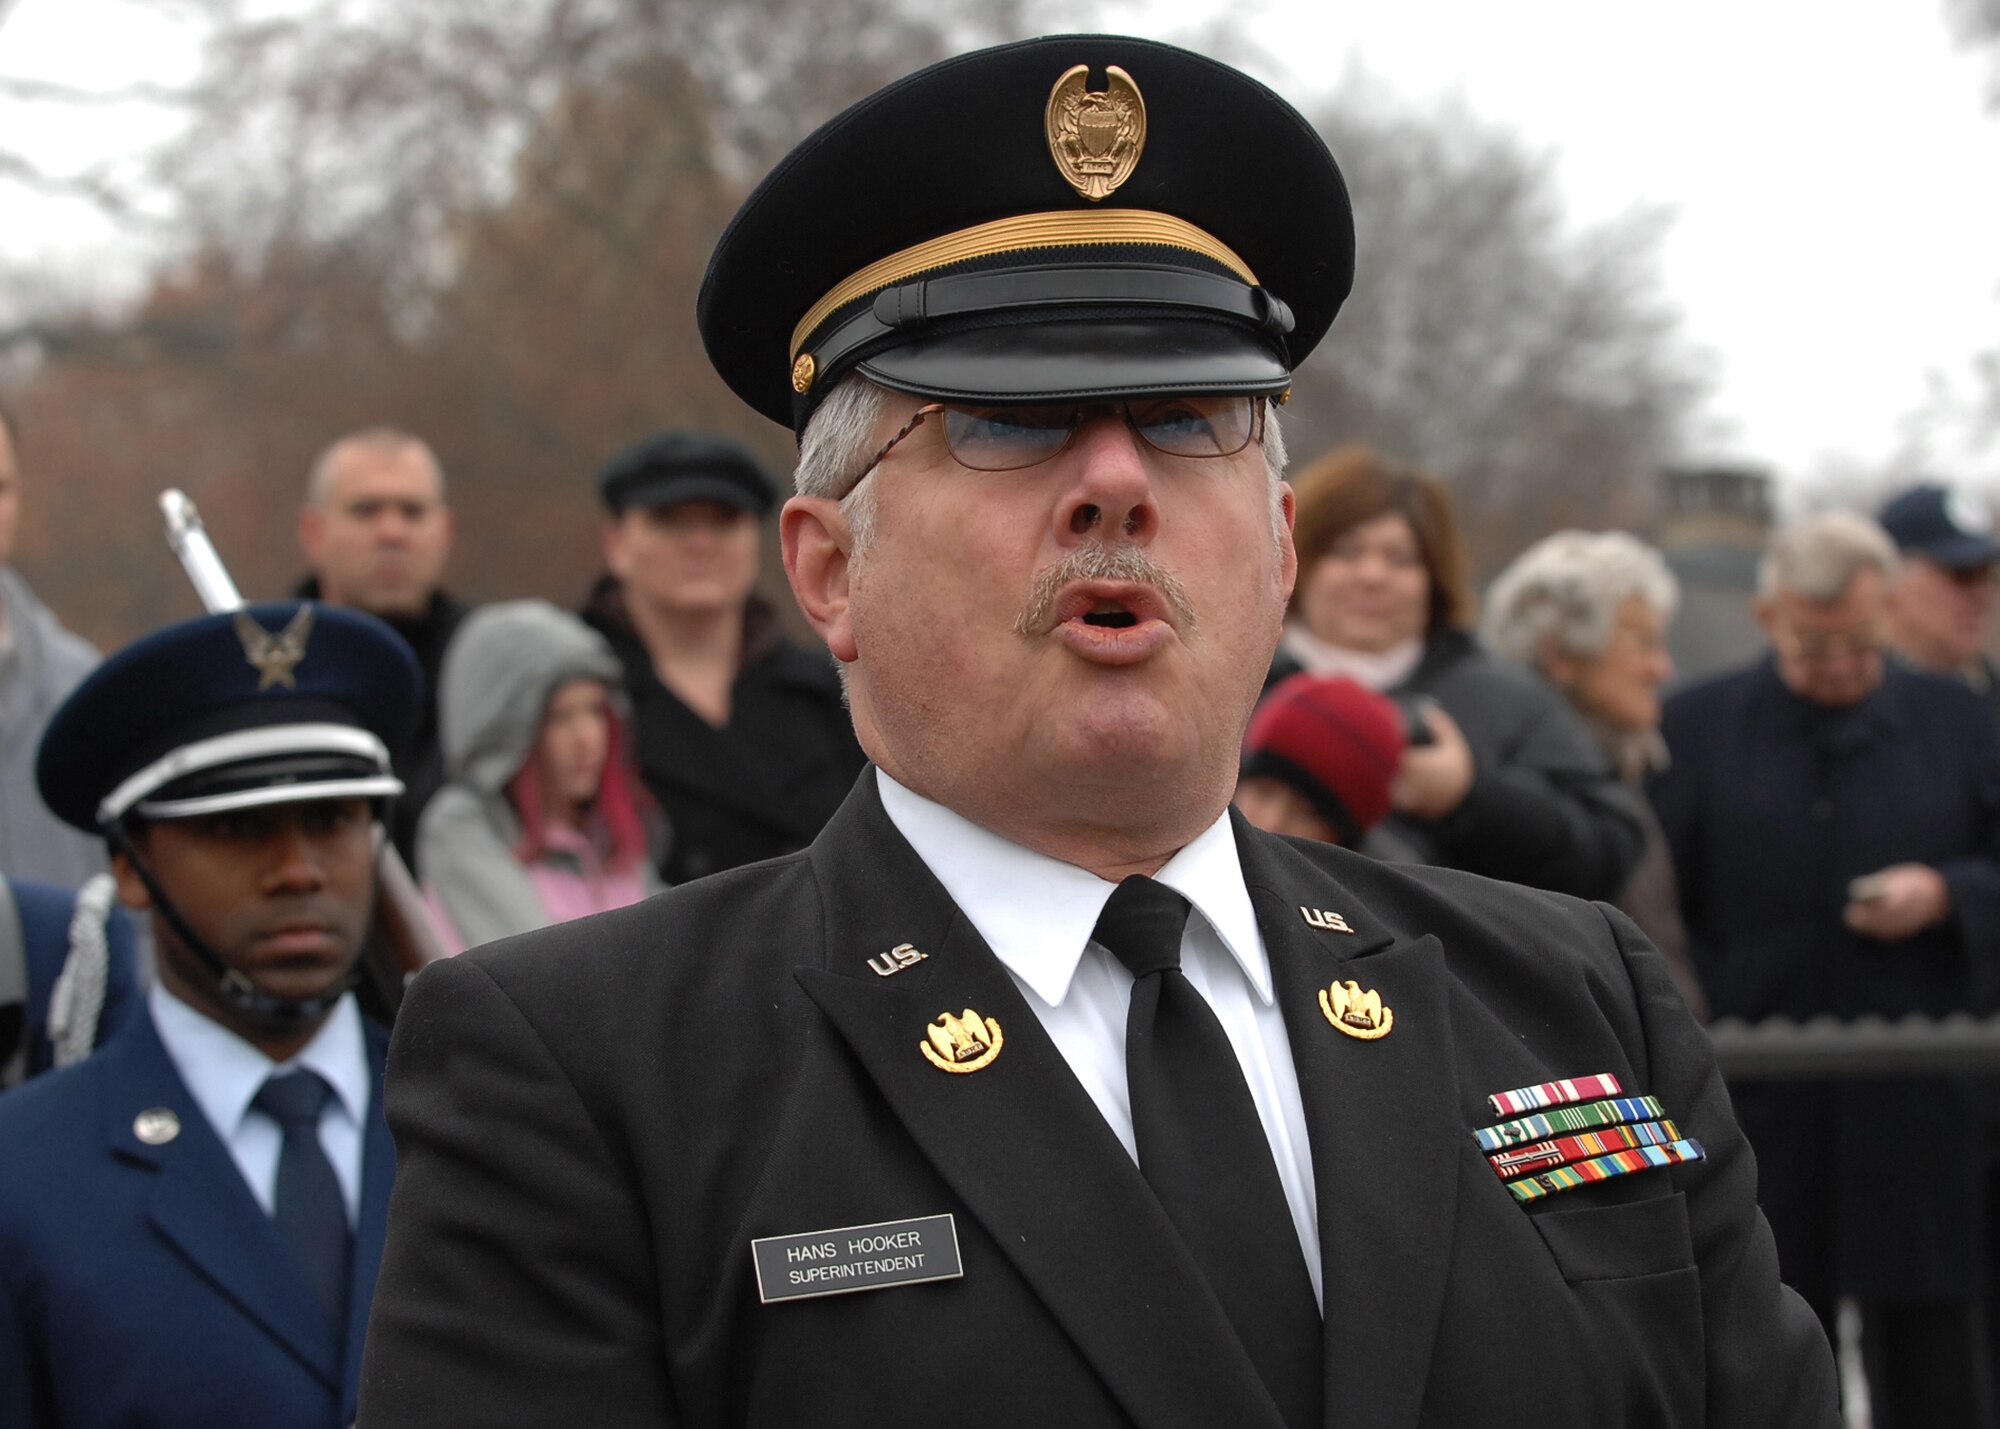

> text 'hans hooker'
[751,1214,964,1303]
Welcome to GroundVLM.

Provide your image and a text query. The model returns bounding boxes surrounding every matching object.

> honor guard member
[0,874,141,1090]
[361,35,1839,1428]
[0,601,420,1429]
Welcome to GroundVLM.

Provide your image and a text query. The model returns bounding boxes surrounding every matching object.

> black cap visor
[1919,534,2000,570]
[853,316,1290,410]
[613,473,768,515]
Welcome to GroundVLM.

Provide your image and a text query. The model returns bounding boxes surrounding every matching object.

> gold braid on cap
[788,209,1260,364]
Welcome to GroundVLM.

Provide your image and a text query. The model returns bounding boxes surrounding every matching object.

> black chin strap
[106,823,360,1031]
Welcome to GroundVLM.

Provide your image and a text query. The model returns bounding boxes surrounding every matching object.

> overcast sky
[6,0,1999,493]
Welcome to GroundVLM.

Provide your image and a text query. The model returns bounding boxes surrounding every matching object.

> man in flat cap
[582,430,863,884]
[364,36,1837,1426]
[0,601,420,1428]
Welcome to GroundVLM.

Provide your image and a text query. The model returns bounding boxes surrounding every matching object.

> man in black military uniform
[581,431,864,883]
[362,36,1838,1427]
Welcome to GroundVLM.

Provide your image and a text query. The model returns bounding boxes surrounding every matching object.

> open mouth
[1080,602,1139,629]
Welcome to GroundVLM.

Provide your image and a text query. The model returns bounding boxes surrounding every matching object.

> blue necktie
[1095,874,1323,1429]
[253,1069,352,1334]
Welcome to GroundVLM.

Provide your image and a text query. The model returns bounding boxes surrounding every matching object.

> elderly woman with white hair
[1483,530,1706,1018]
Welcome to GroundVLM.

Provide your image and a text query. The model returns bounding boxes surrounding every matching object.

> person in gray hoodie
[420,600,665,953]
[0,407,104,890]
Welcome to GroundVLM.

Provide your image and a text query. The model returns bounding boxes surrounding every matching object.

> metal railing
[1707,1013,2000,1079]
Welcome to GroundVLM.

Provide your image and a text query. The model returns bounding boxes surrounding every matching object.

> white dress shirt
[877,772,1323,1305]
[149,983,371,1226]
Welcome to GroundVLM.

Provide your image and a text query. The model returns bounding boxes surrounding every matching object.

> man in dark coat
[0,600,421,1428]
[582,430,864,884]
[361,35,1837,1428]
[1651,509,2000,1427]
[295,427,468,871]
[1876,481,2000,1406]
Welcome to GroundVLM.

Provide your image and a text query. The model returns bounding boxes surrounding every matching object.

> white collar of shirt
[1278,621,1423,691]
[875,771,1270,1006]
[149,981,372,1139]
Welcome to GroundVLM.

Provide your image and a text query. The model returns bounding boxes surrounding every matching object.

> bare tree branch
[0,74,192,104]
[0,151,171,226]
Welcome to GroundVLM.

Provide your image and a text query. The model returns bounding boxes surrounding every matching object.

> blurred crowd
[4,395,1999,1422]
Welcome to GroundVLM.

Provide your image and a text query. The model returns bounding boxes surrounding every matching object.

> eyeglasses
[1940,563,2000,590]
[1775,626,1884,664]
[842,395,1267,495]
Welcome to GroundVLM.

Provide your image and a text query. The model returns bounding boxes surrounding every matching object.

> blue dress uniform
[0,1014,393,1427]
[2,876,140,1086]
[0,601,419,1428]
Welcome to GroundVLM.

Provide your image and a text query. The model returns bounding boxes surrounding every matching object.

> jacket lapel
[104,1015,342,1389]
[798,775,1286,1429]
[342,1021,396,1410]
[1239,820,1460,1429]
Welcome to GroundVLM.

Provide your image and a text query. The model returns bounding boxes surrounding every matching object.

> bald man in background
[296,428,468,870]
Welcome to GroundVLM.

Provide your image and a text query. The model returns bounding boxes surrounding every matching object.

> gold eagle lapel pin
[1320,979,1393,1040]
[920,1009,1003,1073]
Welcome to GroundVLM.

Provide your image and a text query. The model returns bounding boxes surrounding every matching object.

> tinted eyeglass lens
[1128,397,1256,457]
[941,407,1077,470]
[940,397,1260,471]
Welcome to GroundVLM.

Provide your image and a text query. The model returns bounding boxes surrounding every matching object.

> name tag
[752,1213,964,1303]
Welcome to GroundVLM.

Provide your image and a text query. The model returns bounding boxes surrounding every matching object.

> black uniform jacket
[359,773,1836,1428]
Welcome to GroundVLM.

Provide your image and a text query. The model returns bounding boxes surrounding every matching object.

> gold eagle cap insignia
[920,1008,1004,1073]
[1045,63,1146,202]
[1320,979,1393,1040]
[233,606,314,690]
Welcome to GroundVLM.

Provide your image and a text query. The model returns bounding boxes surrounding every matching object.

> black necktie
[253,1069,352,1334]
[1095,874,1323,1429]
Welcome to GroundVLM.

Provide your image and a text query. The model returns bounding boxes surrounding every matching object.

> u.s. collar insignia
[1300,906,1354,934]
[867,942,927,978]
[233,606,314,690]
[1320,979,1393,1040]
[1045,63,1146,202]
[920,1008,1004,1073]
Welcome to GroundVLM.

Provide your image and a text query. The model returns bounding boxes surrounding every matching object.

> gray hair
[792,375,1291,555]
[794,377,893,548]
[1757,510,1900,601]
[1482,530,1680,666]
[305,427,446,508]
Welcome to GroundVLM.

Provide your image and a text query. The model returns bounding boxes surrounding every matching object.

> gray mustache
[1013,542,1198,637]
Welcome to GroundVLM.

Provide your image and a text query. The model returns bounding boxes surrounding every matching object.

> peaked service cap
[698,34,1354,435]
[37,601,422,832]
